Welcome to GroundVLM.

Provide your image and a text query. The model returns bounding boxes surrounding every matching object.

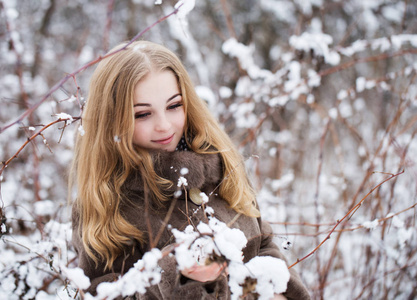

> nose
[155,113,171,132]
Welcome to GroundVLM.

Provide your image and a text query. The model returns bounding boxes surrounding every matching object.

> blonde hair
[71,40,259,270]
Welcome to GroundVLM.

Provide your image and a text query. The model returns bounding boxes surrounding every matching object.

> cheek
[133,122,149,142]
[176,110,186,129]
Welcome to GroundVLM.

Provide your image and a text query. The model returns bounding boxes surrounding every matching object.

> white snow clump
[222,38,272,79]
[172,217,290,300]
[177,176,188,187]
[61,266,91,290]
[362,219,379,230]
[55,112,73,125]
[93,249,163,300]
[78,125,85,136]
[175,0,195,26]
[228,256,290,300]
[289,32,340,65]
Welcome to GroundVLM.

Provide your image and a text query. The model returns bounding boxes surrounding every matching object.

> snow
[362,9,379,35]
[337,90,348,100]
[1,1,417,299]
[307,69,321,87]
[260,0,295,23]
[234,76,251,97]
[222,39,254,71]
[219,86,232,99]
[93,249,163,299]
[199,191,209,203]
[174,0,195,28]
[382,3,405,23]
[61,266,91,290]
[397,228,413,249]
[362,219,379,230]
[228,256,290,300]
[356,77,366,93]
[339,40,368,57]
[171,217,290,299]
[210,218,247,262]
[289,32,340,65]
[371,37,391,52]
[34,200,55,216]
[391,215,404,228]
[222,38,273,80]
[173,217,247,268]
[229,102,257,128]
[54,112,73,125]
[6,7,19,20]
[165,3,210,87]
[270,172,294,191]
[205,206,214,215]
[354,97,365,111]
[328,107,338,119]
[339,101,353,118]
[398,34,417,48]
[195,85,217,108]
[79,45,94,65]
[245,256,290,298]
[177,176,188,187]
[269,95,290,107]
[284,61,301,93]
[78,125,85,136]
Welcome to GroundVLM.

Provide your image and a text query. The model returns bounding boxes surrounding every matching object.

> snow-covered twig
[288,170,404,269]
[0,117,81,179]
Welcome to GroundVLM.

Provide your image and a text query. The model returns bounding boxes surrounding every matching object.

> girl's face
[132,70,185,152]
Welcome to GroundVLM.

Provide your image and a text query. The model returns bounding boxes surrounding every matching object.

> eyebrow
[133,93,182,107]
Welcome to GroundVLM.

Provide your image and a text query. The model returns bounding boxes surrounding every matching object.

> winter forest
[1,0,416,299]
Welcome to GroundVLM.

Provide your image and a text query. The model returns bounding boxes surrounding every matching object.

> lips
[152,134,174,145]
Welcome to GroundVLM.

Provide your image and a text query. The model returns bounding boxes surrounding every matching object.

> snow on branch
[84,216,290,300]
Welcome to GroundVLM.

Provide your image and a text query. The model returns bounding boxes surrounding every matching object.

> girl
[71,40,310,299]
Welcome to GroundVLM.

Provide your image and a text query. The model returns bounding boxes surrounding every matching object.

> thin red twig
[288,170,405,269]
[0,117,80,177]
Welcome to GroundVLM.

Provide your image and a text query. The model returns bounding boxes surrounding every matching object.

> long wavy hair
[71,40,259,270]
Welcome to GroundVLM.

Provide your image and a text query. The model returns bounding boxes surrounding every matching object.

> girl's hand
[181,262,227,282]
[273,294,287,300]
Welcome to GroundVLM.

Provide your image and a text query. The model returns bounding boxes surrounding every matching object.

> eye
[168,102,183,110]
[135,112,151,119]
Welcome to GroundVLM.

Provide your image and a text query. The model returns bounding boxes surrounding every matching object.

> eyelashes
[134,101,183,119]
[135,112,151,119]
[167,102,183,110]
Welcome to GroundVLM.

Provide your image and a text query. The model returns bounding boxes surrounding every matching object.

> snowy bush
[1,0,417,299]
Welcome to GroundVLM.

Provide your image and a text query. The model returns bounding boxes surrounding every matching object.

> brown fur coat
[72,150,310,299]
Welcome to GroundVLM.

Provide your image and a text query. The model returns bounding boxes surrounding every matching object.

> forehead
[133,70,179,105]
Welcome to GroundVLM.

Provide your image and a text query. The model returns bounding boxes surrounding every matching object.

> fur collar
[123,150,222,195]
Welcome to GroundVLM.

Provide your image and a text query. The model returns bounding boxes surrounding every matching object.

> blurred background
[1,0,416,299]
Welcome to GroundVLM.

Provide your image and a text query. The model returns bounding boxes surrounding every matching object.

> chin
[157,145,175,152]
